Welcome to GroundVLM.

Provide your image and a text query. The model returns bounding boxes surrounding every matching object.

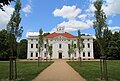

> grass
[67,60,120,81]
[0,61,53,81]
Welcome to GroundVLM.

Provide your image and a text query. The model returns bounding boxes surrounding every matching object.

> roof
[44,32,77,38]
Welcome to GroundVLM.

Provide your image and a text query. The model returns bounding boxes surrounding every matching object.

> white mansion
[27,27,94,60]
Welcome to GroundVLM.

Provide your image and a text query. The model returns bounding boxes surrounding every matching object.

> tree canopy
[0,0,14,11]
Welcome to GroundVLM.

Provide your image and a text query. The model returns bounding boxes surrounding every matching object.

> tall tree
[93,0,108,80]
[7,0,23,57]
[45,39,49,61]
[71,41,75,60]
[77,30,83,58]
[38,28,43,58]
[48,45,52,60]
[38,28,43,66]
[68,44,71,60]
[7,0,23,80]
[93,0,107,56]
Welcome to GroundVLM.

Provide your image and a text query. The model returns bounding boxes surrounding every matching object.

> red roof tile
[44,32,77,38]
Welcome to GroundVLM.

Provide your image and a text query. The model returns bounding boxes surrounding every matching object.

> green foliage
[68,44,71,58]
[93,0,108,56]
[0,30,10,58]
[45,39,49,58]
[0,0,14,11]
[94,31,120,59]
[77,29,83,57]
[68,61,120,81]
[38,28,43,57]
[17,39,27,59]
[0,61,53,81]
[43,32,50,36]
[7,0,23,57]
[93,39,101,59]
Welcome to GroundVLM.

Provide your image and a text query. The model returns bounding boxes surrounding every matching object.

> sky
[0,0,120,39]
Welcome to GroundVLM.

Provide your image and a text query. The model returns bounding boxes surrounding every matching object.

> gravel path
[33,60,86,81]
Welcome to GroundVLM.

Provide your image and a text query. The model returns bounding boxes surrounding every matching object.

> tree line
[0,29,27,60]
[94,30,120,60]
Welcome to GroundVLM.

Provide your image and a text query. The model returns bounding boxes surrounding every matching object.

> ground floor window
[31,52,33,57]
[44,52,46,57]
[88,52,90,57]
[83,52,85,57]
[74,52,76,57]
[36,52,38,57]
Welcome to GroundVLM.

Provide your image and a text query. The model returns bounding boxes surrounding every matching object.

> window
[88,43,90,48]
[59,44,62,48]
[51,44,52,48]
[74,44,76,48]
[83,44,85,48]
[87,39,89,41]
[44,44,46,48]
[68,39,70,41]
[44,52,46,57]
[36,44,38,48]
[88,52,90,57]
[83,52,85,57]
[36,52,38,57]
[74,52,76,57]
[36,39,38,41]
[31,52,33,57]
[68,44,70,48]
[31,44,33,48]
[31,39,33,41]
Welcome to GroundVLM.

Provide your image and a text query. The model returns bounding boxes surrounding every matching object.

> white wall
[27,33,94,60]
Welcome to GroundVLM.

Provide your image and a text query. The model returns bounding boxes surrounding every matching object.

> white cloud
[53,5,81,20]
[52,5,94,32]
[86,4,96,13]
[22,5,31,13]
[87,0,120,16]
[103,0,120,16]
[51,20,91,32]
[108,20,112,25]
[0,6,14,30]
[78,14,87,21]
[109,26,120,31]
[22,0,32,16]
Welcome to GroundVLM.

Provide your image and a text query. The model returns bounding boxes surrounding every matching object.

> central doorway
[59,53,62,59]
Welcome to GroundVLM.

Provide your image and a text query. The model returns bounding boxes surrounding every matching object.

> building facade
[27,27,94,60]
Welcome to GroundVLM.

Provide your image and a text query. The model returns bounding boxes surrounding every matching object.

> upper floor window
[31,44,33,48]
[59,44,62,48]
[36,44,38,48]
[44,44,46,48]
[83,44,85,48]
[88,43,90,48]
[87,39,89,41]
[31,39,33,41]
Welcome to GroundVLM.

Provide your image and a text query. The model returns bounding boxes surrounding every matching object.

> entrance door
[59,53,62,59]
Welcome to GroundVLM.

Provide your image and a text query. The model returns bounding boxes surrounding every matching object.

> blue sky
[0,0,120,39]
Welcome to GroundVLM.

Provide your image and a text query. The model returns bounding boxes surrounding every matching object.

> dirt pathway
[33,60,86,81]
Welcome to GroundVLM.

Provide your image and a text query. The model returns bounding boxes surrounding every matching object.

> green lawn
[67,60,120,81]
[0,61,53,81]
